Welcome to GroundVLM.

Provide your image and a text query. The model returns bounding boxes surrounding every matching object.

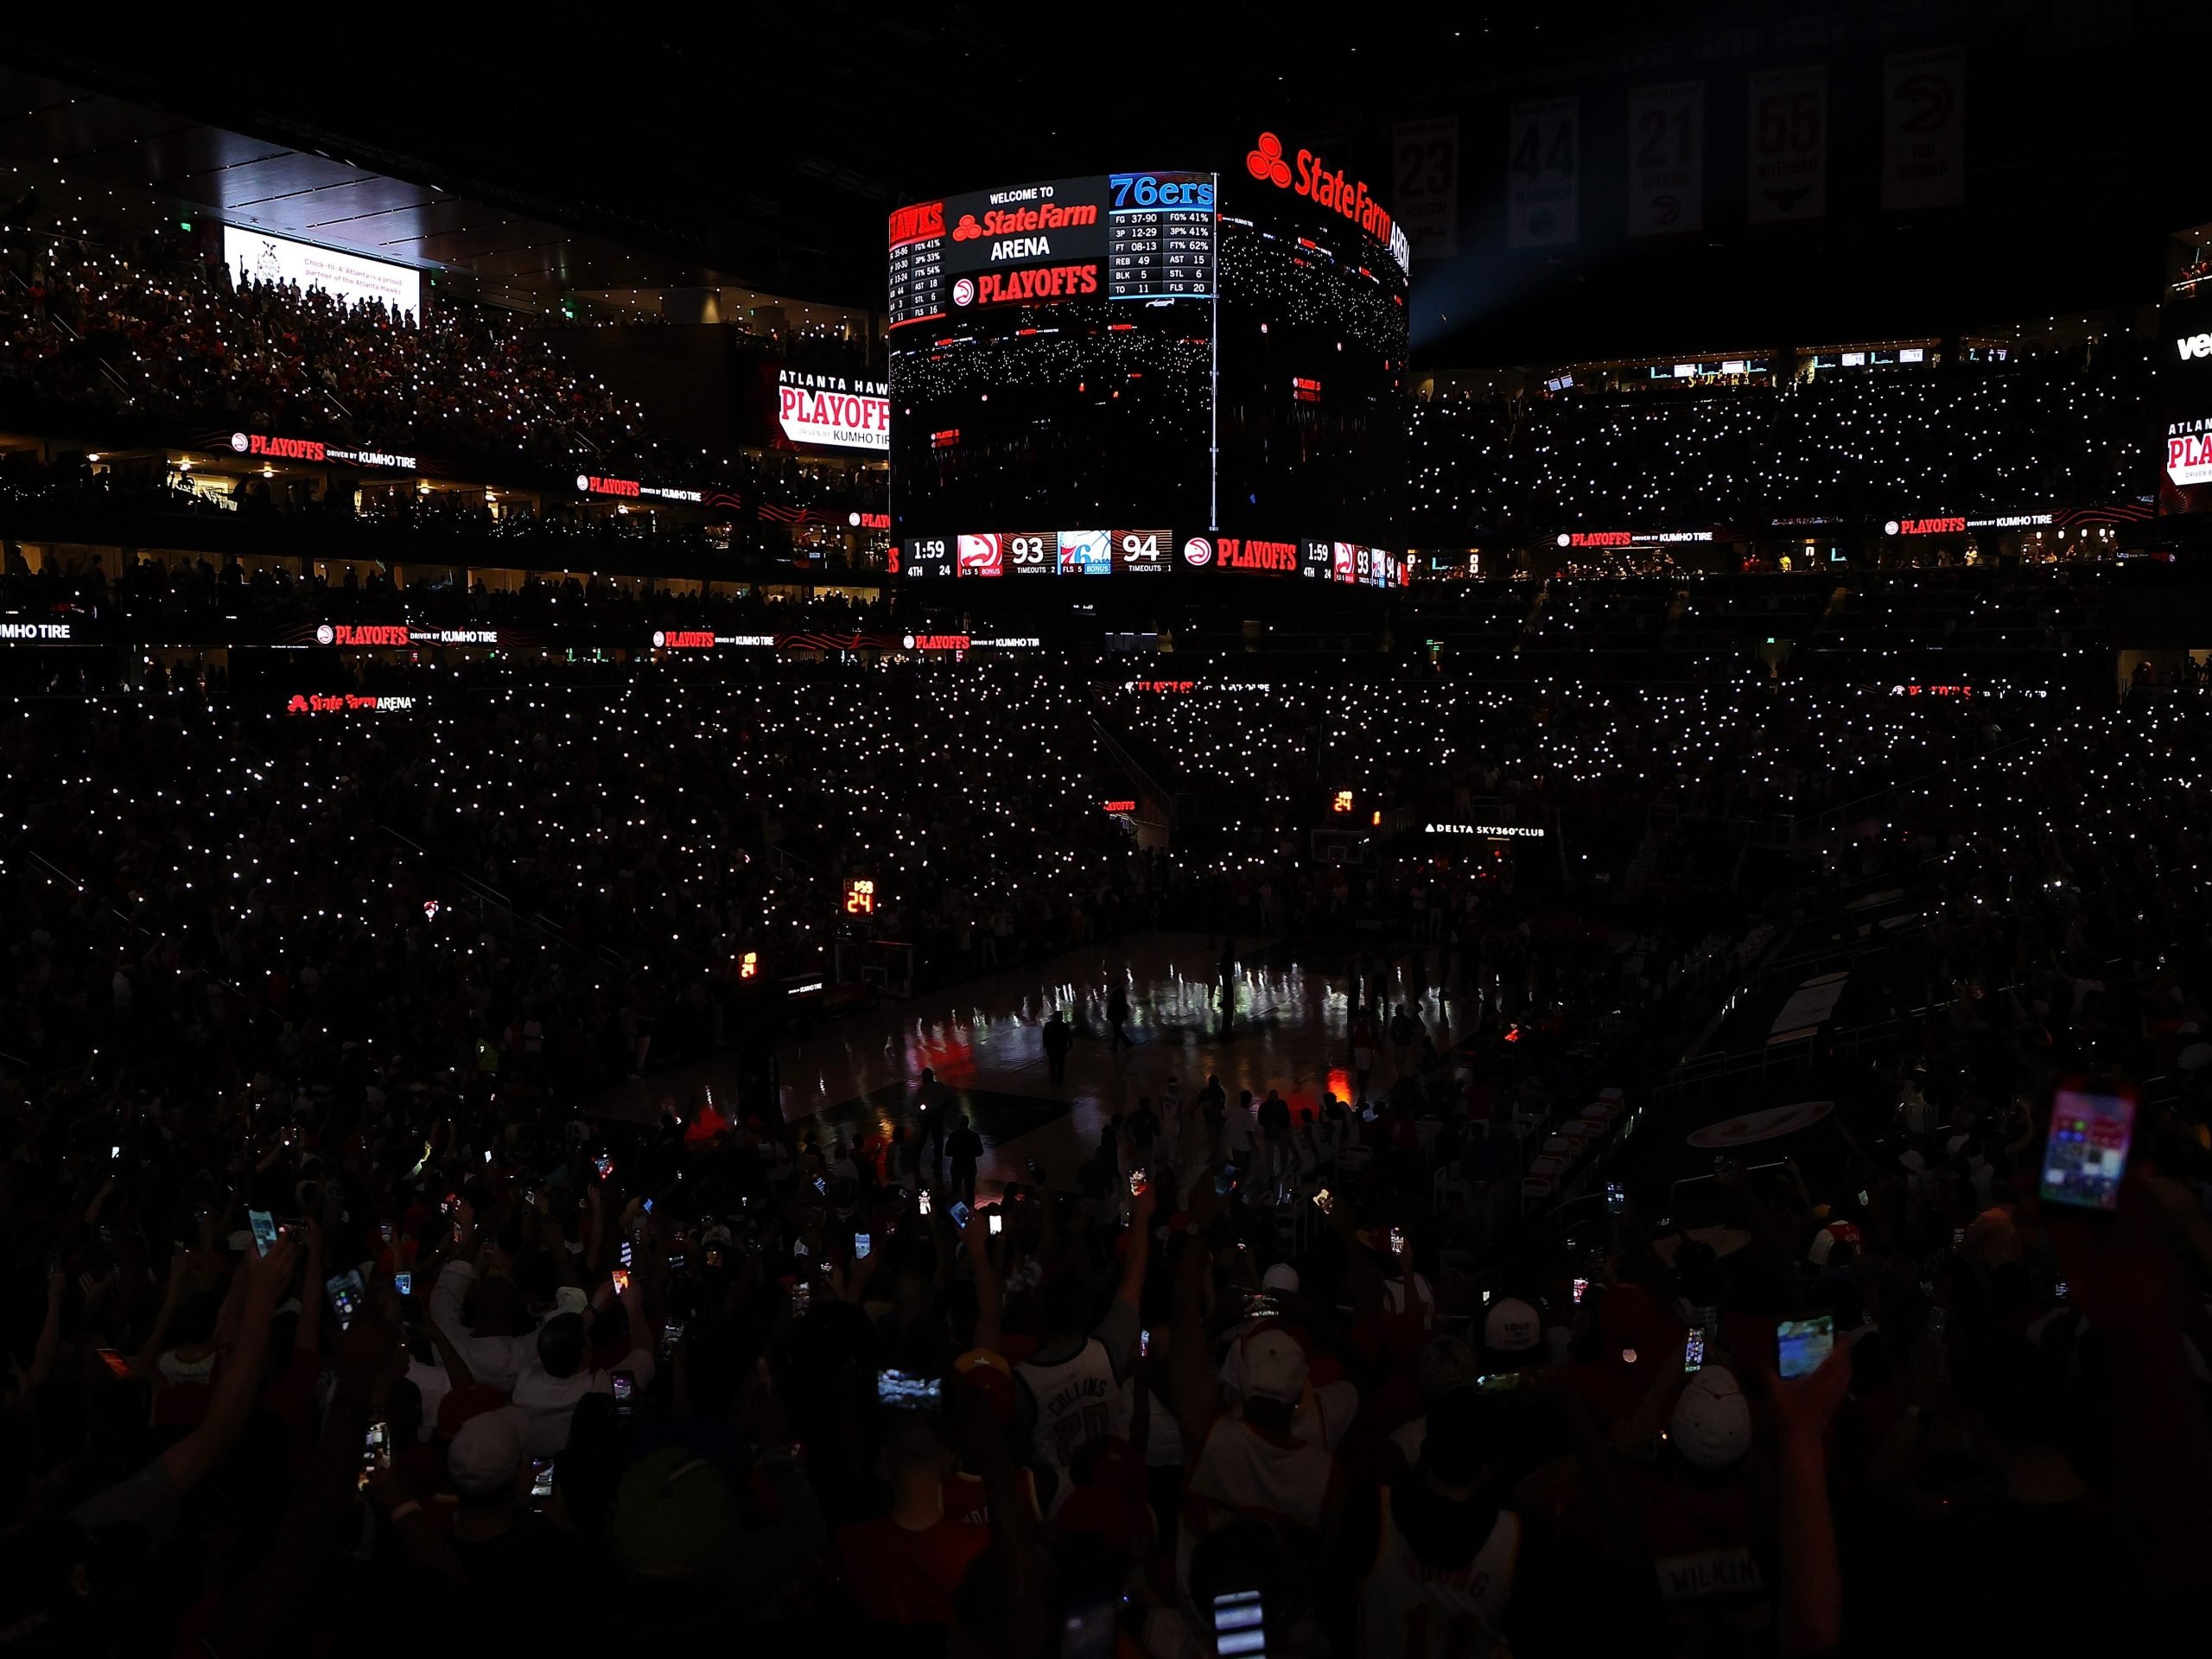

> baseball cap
[1260,1262,1301,1295]
[1669,1366,1751,1469]
[448,1408,525,1496]
[1807,1221,1863,1267]
[1483,1297,1541,1354]
[1238,1328,1310,1405]
[954,1348,1018,1423]
[435,1382,508,1441]
[552,1284,591,1318]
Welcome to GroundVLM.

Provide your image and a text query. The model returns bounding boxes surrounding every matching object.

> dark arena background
[2,9,2211,1655]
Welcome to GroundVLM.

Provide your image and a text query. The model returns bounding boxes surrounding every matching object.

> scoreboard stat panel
[889,171,1217,327]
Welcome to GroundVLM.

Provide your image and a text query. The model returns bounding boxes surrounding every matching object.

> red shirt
[832,1513,990,1625]
[1056,1481,1156,1554]
[941,1466,1040,1529]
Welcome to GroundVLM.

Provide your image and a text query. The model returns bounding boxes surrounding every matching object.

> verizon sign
[778,370,888,452]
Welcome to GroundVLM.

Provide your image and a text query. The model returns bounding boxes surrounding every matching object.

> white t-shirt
[408,1357,452,1441]
[505,1346,656,1458]
[1360,1489,1520,1659]
[427,1260,533,1394]
[1179,1416,1336,1585]
[1119,1377,1186,1468]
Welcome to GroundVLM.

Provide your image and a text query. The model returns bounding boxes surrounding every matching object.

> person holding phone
[425,1408,595,1644]
[1356,1394,1524,1656]
[427,1198,534,1393]
[1376,1225,1437,1332]
[504,1270,656,1457]
[1014,1179,1154,1516]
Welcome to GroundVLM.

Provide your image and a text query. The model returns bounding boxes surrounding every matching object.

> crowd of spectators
[0,456,885,584]
[1,231,644,472]
[2,641,2209,1651]
[0,228,886,512]
[0,540,890,637]
[1408,344,2152,537]
[1,207,2208,1656]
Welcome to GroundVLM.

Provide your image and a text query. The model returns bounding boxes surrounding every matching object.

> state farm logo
[1246,129,1408,274]
[2179,333,2212,362]
[951,213,983,242]
[231,432,251,453]
[1247,132,1293,187]
[1182,536,1213,567]
[952,277,976,307]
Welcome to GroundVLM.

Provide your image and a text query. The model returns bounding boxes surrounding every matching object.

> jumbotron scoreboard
[888,137,1411,589]
[888,172,1217,327]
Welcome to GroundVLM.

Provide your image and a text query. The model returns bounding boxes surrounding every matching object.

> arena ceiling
[6,6,2211,356]
[0,12,1605,309]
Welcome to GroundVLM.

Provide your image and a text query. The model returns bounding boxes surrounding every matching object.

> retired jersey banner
[1627,82,1705,236]
[1745,66,1828,224]
[1507,98,1580,248]
[1881,47,1966,211]
[1392,117,1460,261]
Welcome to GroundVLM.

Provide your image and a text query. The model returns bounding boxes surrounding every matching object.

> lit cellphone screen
[1777,1315,1833,1379]
[2038,1081,2137,1211]
[1213,1589,1266,1656]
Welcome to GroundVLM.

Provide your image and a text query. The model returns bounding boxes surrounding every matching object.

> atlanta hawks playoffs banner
[1880,47,1966,212]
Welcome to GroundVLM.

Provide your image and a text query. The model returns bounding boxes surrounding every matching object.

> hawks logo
[957,534,1005,577]
[1181,537,1214,567]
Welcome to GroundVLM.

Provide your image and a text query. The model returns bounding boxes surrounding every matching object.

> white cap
[1238,1328,1309,1405]
[448,1408,525,1496]
[1484,1297,1541,1354]
[1670,1366,1751,1469]
[1260,1262,1301,1295]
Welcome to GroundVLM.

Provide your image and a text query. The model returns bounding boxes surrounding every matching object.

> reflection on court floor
[779,932,1454,1195]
